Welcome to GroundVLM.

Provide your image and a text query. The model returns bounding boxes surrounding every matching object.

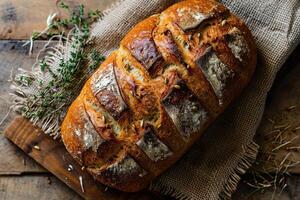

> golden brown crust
[61,0,257,192]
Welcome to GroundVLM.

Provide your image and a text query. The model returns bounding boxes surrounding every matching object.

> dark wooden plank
[233,178,291,200]
[233,175,300,200]
[0,174,166,200]
[0,40,54,174]
[0,0,117,39]
[286,175,300,200]
[0,175,82,200]
[0,134,46,174]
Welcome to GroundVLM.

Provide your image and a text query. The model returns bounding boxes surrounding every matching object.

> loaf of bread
[61,0,256,192]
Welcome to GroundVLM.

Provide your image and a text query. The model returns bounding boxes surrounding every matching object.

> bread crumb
[79,176,85,193]
[33,145,40,151]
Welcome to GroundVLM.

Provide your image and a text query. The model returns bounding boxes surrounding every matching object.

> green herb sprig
[30,3,103,41]
[18,2,105,129]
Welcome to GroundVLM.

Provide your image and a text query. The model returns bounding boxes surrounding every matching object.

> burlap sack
[86,0,300,199]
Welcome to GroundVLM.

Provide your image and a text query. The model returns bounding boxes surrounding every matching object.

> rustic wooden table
[0,0,299,199]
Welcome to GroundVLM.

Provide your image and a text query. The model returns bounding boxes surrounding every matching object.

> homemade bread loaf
[61,0,257,192]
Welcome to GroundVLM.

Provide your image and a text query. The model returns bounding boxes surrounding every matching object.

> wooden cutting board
[4,116,151,200]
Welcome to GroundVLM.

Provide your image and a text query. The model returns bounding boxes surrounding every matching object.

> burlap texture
[88,0,300,199]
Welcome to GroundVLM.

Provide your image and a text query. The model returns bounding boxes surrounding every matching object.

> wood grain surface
[0,41,50,174]
[0,40,39,175]
[0,0,299,199]
[0,175,82,200]
[0,0,117,39]
[0,134,46,174]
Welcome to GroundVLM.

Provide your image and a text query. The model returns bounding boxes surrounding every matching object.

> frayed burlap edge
[219,141,259,200]
[150,141,259,200]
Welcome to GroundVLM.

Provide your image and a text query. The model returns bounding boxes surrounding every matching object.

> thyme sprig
[89,50,106,71]
[30,3,103,41]
[16,2,105,133]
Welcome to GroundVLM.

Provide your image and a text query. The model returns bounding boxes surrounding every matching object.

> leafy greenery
[89,50,106,70]
[19,2,105,122]
[59,2,69,10]
[15,75,34,87]
[30,3,103,41]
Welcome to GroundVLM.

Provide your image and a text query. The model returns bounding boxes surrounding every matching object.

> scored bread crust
[61,0,257,192]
